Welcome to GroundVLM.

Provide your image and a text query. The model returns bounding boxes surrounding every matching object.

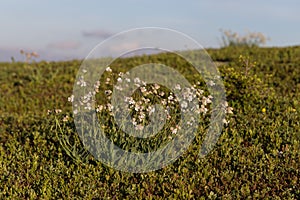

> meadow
[0,46,299,199]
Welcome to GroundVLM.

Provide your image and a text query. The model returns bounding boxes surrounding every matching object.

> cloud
[47,41,81,50]
[109,42,140,55]
[82,29,114,38]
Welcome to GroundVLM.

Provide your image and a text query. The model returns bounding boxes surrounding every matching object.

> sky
[1,0,300,61]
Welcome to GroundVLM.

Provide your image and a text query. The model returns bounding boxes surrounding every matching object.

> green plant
[0,47,299,199]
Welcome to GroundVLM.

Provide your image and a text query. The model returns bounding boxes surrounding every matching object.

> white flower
[170,125,180,134]
[134,104,141,111]
[114,85,123,91]
[139,112,145,120]
[187,117,195,126]
[105,67,112,72]
[117,77,122,82]
[107,103,113,111]
[187,95,194,102]
[105,78,110,84]
[68,95,74,102]
[161,99,167,105]
[76,76,86,87]
[140,87,147,93]
[134,77,141,84]
[200,105,208,114]
[223,118,229,125]
[142,97,150,103]
[190,117,195,122]
[171,127,178,134]
[96,105,104,112]
[154,83,160,90]
[84,103,92,110]
[63,115,69,122]
[73,109,78,115]
[105,90,112,96]
[55,109,62,114]
[82,92,93,103]
[168,95,174,101]
[94,81,100,92]
[159,92,165,97]
[207,80,216,86]
[197,89,204,96]
[128,98,135,105]
[124,96,131,102]
[223,101,229,108]
[82,69,87,73]
[149,106,155,115]
[202,96,212,106]
[135,124,144,130]
[221,101,233,114]
[206,97,212,104]
[132,120,137,126]
[226,107,234,114]
[181,101,188,109]
[194,105,201,114]
[175,84,181,90]
[182,87,193,101]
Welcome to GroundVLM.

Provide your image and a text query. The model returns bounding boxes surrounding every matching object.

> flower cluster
[67,66,234,133]
[20,49,39,63]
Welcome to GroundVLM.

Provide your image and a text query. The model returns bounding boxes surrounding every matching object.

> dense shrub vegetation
[0,46,299,199]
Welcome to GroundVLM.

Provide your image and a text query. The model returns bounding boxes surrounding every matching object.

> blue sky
[1,0,300,61]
